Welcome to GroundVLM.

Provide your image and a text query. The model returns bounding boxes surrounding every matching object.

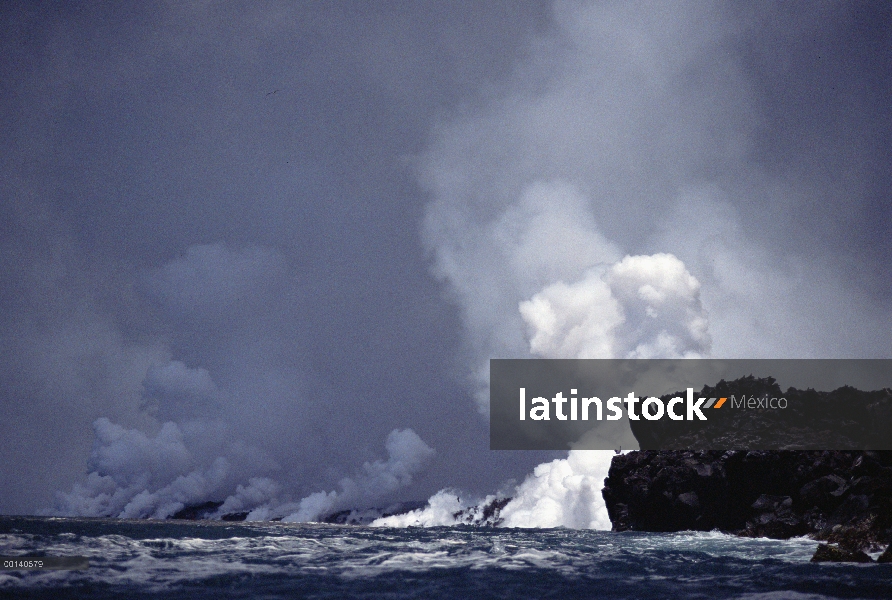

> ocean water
[1,516,891,599]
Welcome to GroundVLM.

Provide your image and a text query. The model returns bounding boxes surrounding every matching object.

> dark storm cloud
[0,1,888,517]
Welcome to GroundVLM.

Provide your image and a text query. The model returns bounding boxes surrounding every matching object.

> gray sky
[1,1,889,516]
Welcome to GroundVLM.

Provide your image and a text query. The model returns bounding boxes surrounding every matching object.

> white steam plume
[280,428,435,522]
[54,243,438,522]
[53,360,276,519]
[519,253,709,360]
[373,451,614,529]
[373,490,469,527]
[502,253,708,530]
[54,418,230,519]
[56,406,434,522]
[239,428,435,522]
[425,180,625,413]
[501,251,709,529]
[402,0,887,531]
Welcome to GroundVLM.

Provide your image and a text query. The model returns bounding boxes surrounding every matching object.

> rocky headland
[603,449,892,546]
[604,376,892,561]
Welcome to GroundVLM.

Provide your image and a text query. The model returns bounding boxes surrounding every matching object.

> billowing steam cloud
[520,253,709,360]
[54,359,275,519]
[54,245,436,521]
[374,451,613,529]
[238,429,435,522]
[489,252,708,528]
[425,178,710,414]
[388,179,711,528]
[402,0,878,529]
[56,397,434,521]
[56,418,228,519]
[495,451,612,529]
[31,1,890,528]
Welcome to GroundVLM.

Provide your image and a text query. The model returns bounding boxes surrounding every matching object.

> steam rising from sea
[50,1,889,527]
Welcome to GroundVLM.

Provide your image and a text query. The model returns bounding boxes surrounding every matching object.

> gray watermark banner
[490,359,892,450]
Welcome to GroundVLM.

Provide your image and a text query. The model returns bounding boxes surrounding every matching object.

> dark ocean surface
[1,516,891,599]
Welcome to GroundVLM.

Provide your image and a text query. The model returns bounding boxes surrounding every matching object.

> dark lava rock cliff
[604,378,892,551]
[603,449,892,549]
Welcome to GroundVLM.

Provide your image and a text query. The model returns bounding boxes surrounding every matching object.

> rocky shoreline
[602,449,892,560]
[168,376,892,561]
[603,375,892,561]
[603,449,892,542]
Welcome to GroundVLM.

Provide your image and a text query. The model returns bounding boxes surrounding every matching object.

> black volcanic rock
[602,449,892,549]
[170,501,224,520]
[221,512,249,521]
[322,509,360,525]
[811,543,873,562]
[452,496,512,526]
[322,501,430,525]
[746,494,810,539]
[605,377,892,549]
